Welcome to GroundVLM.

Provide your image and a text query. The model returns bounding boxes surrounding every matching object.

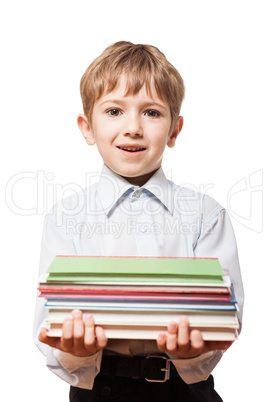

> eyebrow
[99,99,168,110]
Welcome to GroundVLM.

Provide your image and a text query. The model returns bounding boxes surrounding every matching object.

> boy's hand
[38,310,107,357]
[156,316,233,359]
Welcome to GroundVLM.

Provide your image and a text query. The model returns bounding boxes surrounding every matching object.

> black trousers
[69,372,223,402]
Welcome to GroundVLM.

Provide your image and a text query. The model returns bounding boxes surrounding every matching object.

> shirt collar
[143,167,174,214]
[96,164,174,215]
[96,165,134,215]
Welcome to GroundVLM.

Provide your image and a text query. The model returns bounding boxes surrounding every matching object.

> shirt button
[134,189,142,198]
[101,385,112,397]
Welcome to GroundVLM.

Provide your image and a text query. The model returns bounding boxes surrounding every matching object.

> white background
[1,1,267,400]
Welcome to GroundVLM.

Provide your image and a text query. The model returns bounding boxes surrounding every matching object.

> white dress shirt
[33,165,244,390]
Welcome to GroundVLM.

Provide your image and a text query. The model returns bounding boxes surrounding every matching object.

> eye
[144,110,160,118]
[107,108,122,117]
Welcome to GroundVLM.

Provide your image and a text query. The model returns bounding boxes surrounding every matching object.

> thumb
[38,327,61,348]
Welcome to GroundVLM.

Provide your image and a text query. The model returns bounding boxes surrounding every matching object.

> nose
[123,113,143,137]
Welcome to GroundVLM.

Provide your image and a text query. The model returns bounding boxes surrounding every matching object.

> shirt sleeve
[167,204,244,384]
[33,213,102,390]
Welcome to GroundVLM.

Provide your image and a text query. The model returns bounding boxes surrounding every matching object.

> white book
[45,300,237,311]
[46,309,239,326]
[39,274,231,289]
[47,322,238,341]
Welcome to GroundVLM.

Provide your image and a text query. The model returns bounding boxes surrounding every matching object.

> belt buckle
[145,355,170,383]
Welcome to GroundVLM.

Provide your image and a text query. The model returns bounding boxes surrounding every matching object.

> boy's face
[78,76,183,186]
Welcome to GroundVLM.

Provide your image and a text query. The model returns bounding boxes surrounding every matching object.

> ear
[167,116,184,148]
[77,114,95,146]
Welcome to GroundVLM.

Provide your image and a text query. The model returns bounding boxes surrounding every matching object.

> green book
[47,256,224,283]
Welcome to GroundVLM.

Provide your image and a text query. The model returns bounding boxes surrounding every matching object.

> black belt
[100,355,177,383]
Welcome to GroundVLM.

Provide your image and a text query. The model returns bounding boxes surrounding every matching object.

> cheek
[149,120,170,137]
[151,129,170,149]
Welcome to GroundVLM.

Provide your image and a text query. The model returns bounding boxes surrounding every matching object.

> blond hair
[80,41,185,130]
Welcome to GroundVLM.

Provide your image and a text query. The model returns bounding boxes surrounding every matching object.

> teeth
[121,147,144,151]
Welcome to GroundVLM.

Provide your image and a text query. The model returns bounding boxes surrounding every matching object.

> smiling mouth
[117,146,146,152]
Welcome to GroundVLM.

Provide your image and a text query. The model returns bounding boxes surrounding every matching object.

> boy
[34,41,244,401]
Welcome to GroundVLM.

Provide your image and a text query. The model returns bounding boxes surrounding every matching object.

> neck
[121,169,158,187]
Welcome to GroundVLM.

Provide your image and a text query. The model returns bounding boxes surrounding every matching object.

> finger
[95,326,108,350]
[61,318,74,351]
[178,316,190,352]
[38,327,50,343]
[189,329,204,356]
[156,333,167,352]
[39,327,60,348]
[73,310,85,352]
[166,321,179,353]
[84,314,96,351]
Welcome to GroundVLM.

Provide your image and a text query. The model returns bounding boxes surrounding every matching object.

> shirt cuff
[167,350,223,384]
[53,349,103,389]
[53,349,102,371]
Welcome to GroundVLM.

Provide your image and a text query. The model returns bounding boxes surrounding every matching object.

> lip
[116,143,146,157]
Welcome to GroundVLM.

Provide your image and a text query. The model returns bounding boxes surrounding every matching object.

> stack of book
[38,256,239,341]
